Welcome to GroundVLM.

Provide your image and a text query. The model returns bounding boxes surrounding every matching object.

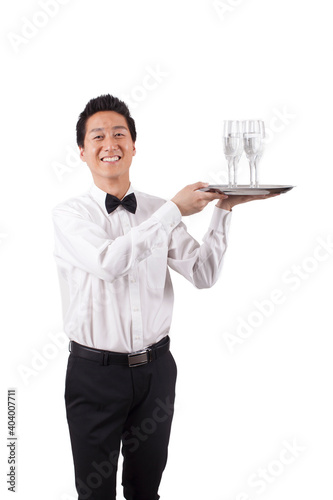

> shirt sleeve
[167,205,232,289]
[52,200,182,283]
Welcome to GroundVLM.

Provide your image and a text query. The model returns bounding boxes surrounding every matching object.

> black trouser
[64,338,177,500]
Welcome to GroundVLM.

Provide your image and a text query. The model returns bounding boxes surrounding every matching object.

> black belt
[69,336,170,368]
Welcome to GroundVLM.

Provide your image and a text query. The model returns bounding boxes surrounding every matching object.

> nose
[103,135,119,152]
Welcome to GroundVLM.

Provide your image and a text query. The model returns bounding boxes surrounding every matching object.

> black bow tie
[105,192,137,214]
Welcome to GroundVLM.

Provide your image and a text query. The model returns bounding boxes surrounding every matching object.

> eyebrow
[88,126,128,135]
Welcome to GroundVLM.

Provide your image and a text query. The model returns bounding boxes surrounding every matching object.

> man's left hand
[216,192,282,211]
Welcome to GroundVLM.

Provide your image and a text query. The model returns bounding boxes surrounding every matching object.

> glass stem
[250,159,255,188]
[228,158,233,187]
[254,157,259,187]
[233,158,238,187]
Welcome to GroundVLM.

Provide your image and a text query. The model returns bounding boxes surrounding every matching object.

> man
[52,94,279,500]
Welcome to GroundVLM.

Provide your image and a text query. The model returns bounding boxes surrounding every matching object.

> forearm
[168,207,232,288]
[52,201,182,282]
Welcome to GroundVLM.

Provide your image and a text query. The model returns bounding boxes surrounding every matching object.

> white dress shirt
[52,183,232,353]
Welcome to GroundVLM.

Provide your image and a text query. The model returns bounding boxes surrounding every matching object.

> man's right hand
[171,182,228,216]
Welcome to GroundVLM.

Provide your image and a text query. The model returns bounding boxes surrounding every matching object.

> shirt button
[133,307,139,312]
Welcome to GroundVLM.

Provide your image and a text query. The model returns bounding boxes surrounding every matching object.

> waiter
[52,94,278,500]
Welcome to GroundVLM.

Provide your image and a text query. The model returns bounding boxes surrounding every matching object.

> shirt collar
[89,182,135,215]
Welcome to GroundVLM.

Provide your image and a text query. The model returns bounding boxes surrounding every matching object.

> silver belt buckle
[128,348,152,367]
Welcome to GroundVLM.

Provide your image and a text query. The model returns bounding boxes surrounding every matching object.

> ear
[79,146,86,163]
[132,143,136,156]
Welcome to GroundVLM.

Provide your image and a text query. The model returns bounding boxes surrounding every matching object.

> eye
[93,135,103,140]
[115,133,124,137]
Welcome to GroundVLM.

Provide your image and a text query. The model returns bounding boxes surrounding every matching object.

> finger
[259,193,281,200]
[245,193,280,200]
[200,191,228,201]
[191,181,210,191]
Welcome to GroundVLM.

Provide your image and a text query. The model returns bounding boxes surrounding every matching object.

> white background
[1,0,332,499]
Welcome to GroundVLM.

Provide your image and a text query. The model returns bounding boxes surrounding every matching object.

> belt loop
[68,341,72,353]
[102,352,108,366]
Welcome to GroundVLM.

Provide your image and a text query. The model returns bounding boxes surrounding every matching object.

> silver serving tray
[199,185,294,195]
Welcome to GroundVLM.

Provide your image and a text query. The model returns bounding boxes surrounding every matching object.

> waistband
[69,336,170,367]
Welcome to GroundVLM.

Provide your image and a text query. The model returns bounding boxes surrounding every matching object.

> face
[79,111,136,183]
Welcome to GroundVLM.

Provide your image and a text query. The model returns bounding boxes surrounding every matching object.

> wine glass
[254,120,265,187]
[223,120,243,187]
[243,120,264,187]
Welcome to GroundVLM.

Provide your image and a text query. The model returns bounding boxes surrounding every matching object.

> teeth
[102,156,120,162]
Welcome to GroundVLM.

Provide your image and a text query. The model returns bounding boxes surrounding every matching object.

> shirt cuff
[209,205,232,234]
[152,200,182,235]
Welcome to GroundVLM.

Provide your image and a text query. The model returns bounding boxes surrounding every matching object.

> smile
[101,156,121,162]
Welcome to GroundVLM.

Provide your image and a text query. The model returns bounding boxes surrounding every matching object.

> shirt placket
[118,208,144,352]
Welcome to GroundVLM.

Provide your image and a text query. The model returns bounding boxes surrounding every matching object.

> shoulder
[52,191,94,219]
[134,189,167,215]
[135,189,166,206]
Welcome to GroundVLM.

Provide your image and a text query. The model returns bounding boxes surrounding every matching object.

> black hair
[76,94,137,147]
